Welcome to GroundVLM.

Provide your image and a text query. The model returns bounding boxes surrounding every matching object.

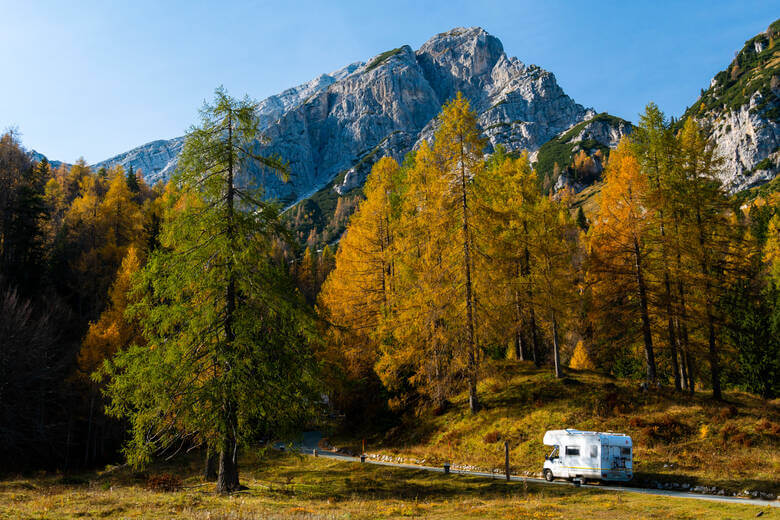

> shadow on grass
[249,451,580,503]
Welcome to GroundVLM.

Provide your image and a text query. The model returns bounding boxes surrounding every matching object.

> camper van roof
[543,429,632,446]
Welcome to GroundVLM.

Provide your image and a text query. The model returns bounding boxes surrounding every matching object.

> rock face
[92,137,184,185]
[703,91,780,192]
[685,19,780,192]
[88,27,594,202]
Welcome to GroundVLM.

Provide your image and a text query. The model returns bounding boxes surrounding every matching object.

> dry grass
[341,361,780,495]
[0,451,773,519]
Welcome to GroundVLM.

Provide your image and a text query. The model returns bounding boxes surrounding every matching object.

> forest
[1,88,779,492]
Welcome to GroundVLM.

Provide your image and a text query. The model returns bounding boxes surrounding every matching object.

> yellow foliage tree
[569,340,595,370]
[78,245,143,378]
[588,139,658,382]
[318,156,399,392]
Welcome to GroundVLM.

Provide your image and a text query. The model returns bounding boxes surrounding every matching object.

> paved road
[278,431,778,509]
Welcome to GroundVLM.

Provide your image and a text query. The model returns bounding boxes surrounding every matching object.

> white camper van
[542,429,633,482]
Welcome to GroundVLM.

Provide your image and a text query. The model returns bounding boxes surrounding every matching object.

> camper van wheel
[544,469,554,482]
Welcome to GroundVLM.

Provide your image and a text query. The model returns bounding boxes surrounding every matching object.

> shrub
[146,473,182,492]
[484,431,502,444]
[639,414,691,445]
[718,421,741,444]
[718,406,738,420]
[757,418,780,436]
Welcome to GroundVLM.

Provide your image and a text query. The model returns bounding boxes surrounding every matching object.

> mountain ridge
[32,27,611,207]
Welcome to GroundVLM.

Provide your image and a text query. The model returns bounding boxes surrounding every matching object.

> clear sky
[1,0,777,163]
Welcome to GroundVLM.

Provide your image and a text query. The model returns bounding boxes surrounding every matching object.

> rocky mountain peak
[40,26,608,206]
[416,27,506,105]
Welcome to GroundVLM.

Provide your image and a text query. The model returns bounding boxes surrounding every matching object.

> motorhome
[542,429,633,482]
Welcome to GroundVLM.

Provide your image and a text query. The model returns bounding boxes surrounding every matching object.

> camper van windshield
[548,446,559,459]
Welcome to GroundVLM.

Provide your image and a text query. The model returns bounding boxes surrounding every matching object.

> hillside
[533,113,632,191]
[331,361,780,497]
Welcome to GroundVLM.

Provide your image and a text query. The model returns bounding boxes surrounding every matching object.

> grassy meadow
[0,451,775,519]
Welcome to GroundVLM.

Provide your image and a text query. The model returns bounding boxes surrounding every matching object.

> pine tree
[318,244,335,286]
[79,246,143,378]
[588,139,658,383]
[298,247,317,302]
[320,157,399,388]
[377,143,456,408]
[576,206,588,231]
[125,165,140,194]
[0,134,49,295]
[632,103,684,390]
[529,193,578,378]
[98,88,319,493]
[433,92,486,412]
[676,118,729,399]
[99,167,144,267]
[477,152,542,365]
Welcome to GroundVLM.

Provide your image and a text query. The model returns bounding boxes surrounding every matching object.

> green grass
[0,451,774,519]
[333,361,780,497]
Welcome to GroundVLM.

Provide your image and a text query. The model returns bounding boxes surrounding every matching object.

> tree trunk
[216,110,242,494]
[633,238,656,383]
[707,313,722,400]
[459,138,479,413]
[521,235,541,367]
[694,203,721,400]
[676,272,693,394]
[216,437,239,493]
[686,349,696,394]
[204,449,218,481]
[677,320,689,392]
[551,310,562,378]
[84,388,95,467]
[664,274,681,391]
[528,304,540,366]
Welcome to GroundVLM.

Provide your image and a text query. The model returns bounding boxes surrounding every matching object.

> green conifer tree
[98,88,319,493]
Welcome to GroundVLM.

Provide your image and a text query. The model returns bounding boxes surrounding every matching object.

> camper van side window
[565,447,579,456]
[590,445,598,458]
[621,447,630,456]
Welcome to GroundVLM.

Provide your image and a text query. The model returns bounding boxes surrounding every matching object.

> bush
[483,431,502,444]
[639,414,691,445]
[146,473,182,492]
[757,418,780,436]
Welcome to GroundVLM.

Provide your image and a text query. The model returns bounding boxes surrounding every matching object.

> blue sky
[1,0,777,163]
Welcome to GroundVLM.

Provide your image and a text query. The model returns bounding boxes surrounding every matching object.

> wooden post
[362,439,365,454]
[504,441,510,481]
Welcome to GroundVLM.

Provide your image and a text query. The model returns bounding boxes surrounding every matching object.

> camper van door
[609,445,626,469]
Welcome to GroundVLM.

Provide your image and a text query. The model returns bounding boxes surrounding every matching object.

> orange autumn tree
[431,92,486,412]
[377,141,456,409]
[318,157,400,393]
[587,139,658,382]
